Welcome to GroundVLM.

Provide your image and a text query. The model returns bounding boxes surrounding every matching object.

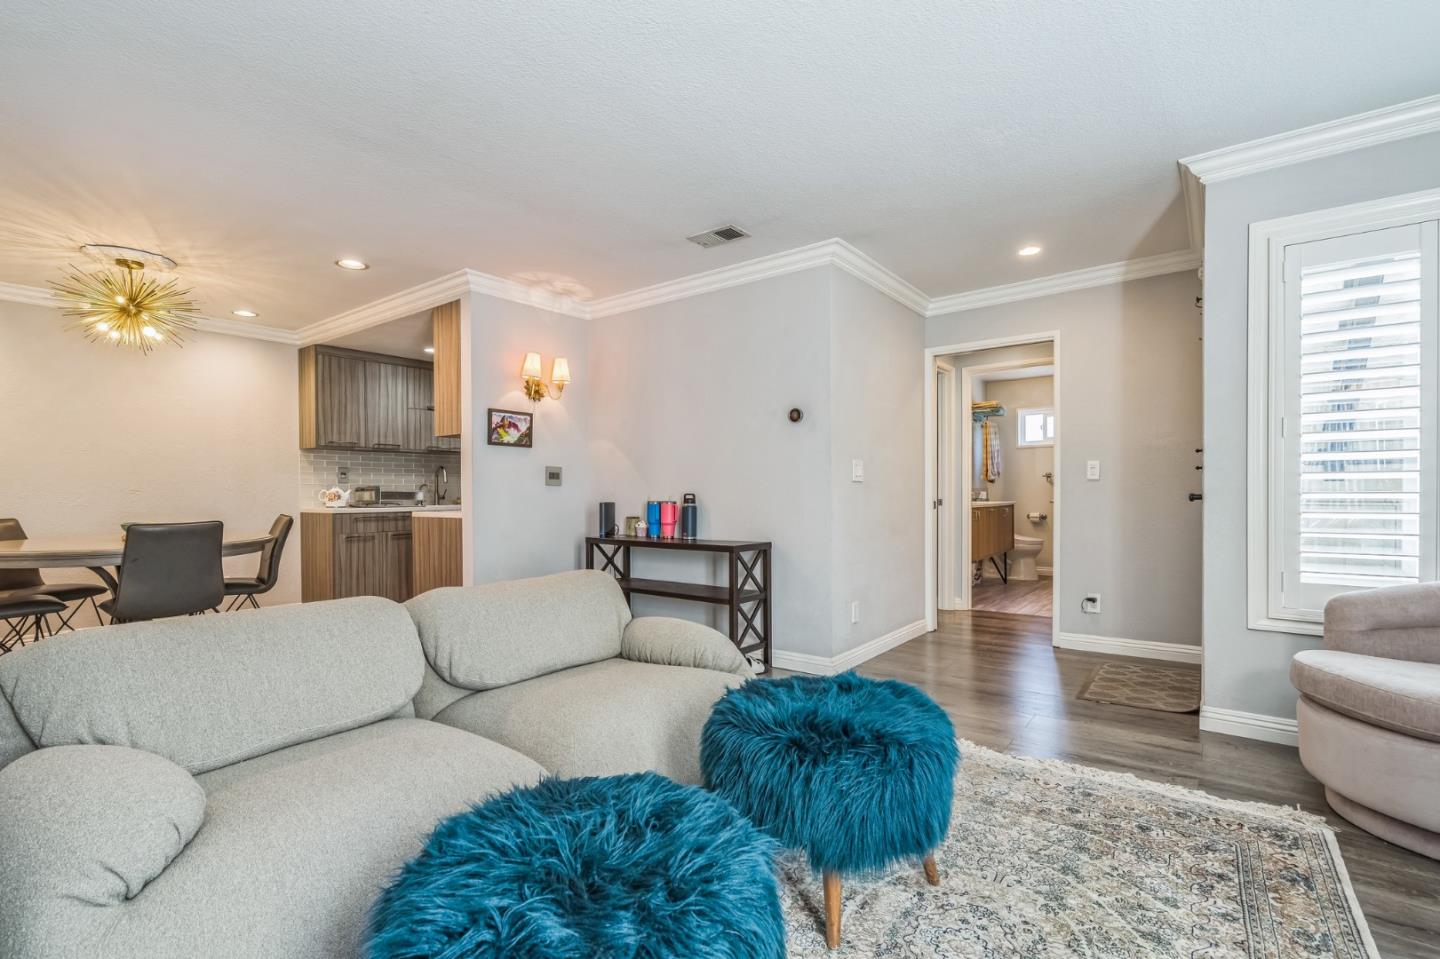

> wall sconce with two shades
[521,352,570,402]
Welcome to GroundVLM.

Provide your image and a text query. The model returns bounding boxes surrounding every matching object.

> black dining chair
[0,518,111,632]
[222,514,293,611]
[99,522,225,625]
[0,589,65,654]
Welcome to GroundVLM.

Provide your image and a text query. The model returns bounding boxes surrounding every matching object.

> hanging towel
[982,418,1001,482]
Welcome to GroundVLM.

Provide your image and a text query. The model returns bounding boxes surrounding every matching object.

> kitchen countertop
[301,505,462,515]
[971,500,1015,507]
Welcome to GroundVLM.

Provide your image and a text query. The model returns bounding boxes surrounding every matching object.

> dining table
[0,530,273,592]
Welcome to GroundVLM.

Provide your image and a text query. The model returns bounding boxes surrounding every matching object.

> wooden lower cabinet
[970,505,1015,564]
[411,515,463,596]
[303,511,461,602]
[303,511,412,602]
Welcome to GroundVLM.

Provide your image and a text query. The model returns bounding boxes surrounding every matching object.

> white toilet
[1009,535,1045,581]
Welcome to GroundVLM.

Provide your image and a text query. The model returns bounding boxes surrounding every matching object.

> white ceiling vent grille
[686,225,749,248]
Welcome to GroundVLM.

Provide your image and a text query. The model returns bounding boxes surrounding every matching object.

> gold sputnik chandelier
[50,245,199,354]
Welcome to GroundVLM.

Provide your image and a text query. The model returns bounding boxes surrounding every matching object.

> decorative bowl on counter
[317,487,350,508]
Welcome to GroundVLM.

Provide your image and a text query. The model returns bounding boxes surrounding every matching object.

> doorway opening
[924,333,1060,640]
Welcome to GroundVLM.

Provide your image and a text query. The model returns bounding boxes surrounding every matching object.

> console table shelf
[585,536,772,668]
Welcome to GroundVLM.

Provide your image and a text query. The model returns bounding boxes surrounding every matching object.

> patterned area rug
[782,741,1377,958]
[1077,661,1202,713]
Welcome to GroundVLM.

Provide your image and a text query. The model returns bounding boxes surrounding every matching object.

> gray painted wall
[588,268,836,656]
[1201,131,1440,720]
[927,271,1204,646]
[468,291,592,583]
[828,269,926,649]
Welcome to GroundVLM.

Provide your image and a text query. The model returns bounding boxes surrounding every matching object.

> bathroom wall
[298,449,461,507]
[978,375,1054,571]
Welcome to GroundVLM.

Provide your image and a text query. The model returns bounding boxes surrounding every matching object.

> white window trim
[1016,407,1056,447]
[1247,186,1440,636]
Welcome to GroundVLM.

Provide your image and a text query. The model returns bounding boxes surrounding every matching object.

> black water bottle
[680,493,698,540]
[599,501,616,537]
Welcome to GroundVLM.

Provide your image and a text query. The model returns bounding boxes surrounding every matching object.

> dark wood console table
[585,536,772,668]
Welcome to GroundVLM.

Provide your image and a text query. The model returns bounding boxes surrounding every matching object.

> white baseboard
[1054,631,1203,664]
[1199,706,1299,746]
[772,619,929,676]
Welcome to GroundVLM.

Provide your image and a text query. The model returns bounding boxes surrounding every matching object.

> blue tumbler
[646,500,661,538]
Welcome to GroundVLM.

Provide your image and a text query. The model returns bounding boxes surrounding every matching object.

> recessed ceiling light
[232,308,258,318]
[335,258,369,271]
[423,346,435,354]
[1018,245,1042,257]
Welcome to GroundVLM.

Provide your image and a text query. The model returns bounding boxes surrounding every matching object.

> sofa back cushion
[406,570,631,690]
[0,597,424,774]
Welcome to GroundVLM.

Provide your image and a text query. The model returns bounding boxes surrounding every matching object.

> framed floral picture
[487,408,533,447]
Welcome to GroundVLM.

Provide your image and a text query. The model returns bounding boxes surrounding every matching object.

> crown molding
[1179,163,1205,253]
[296,267,589,346]
[925,248,1202,316]
[586,238,928,319]
[0,280,301,344]
[1180,93,1440,185]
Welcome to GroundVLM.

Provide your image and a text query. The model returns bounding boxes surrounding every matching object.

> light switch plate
[545,466,562,486]
[1086,460,1101,480]
[851,459,865,482]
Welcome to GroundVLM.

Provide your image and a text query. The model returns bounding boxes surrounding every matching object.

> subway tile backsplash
[299,450,462,507]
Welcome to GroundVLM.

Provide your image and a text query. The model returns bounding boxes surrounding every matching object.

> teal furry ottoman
[701,672,959,950]
[367,772,784,959]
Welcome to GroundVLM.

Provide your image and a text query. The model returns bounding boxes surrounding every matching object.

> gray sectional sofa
[0,570,750,958]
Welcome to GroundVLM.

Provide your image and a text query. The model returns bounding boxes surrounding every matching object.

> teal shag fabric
[701,672,959,874]
[366,772,785,959]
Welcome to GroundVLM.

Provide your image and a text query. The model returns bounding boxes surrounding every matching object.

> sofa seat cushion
[432,658,745,785]
[96,719,544,959]
[1291,649,1440,742]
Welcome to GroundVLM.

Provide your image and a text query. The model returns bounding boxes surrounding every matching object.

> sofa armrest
[1324,583,1440,664]
[0,745,206,955]
[621,617,753,678]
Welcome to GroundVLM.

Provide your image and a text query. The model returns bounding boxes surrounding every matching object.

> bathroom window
[1017,408,1055,447]
[1249,194,1440,633]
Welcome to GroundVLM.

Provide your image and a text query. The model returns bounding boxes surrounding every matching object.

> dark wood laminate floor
[971,575,1053,615]
[794,609,1440,959]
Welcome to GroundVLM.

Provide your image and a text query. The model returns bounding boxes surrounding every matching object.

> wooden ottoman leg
[922,854,939,886]
[824,870,841,949]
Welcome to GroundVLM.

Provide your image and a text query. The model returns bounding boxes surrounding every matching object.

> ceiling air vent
[686,225,749,249]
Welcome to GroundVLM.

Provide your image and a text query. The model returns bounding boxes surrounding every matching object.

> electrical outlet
[850,601,861,624]
[1081,593,1102,614]
[544,466,562,487]
[851,459,865,482]
[337,467,350,485]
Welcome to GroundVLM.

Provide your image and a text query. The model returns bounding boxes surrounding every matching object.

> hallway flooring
[970,573,1052,616]
[817,609,1440,958]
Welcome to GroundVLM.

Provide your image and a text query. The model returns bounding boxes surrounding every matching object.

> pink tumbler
[659,501,678,539]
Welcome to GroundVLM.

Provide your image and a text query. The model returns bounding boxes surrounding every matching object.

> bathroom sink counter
[971,501,1014,508]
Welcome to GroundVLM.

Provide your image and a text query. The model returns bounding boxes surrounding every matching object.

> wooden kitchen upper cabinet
[432,301,461,438]
[300,345,454,452]
[364,360,408,450]
[299,347,366,449]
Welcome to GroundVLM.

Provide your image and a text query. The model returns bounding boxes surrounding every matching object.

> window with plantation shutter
[1266,218,1439,622]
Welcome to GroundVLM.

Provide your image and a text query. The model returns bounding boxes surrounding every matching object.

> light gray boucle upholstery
[433,657,744,784]
[1291,649,1440,742]
[3,719,544,959]
[406,570,631,689]
[1322,581,1440,663]
[0,745,206,957]
[0,597,423,773]
[622,616,753,677]
[0,692,33,771]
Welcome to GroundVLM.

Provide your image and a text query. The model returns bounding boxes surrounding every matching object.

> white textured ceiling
[2,0,1438,330]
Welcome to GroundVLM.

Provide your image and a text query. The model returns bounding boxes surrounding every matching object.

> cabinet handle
[371,442,401,449]
[328,441,359,448]
[344,534,376,541]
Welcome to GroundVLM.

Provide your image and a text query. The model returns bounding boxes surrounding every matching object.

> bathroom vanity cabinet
[971,503,1015,567]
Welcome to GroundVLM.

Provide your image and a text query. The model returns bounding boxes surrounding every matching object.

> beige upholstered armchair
[1291,582,1440,859]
